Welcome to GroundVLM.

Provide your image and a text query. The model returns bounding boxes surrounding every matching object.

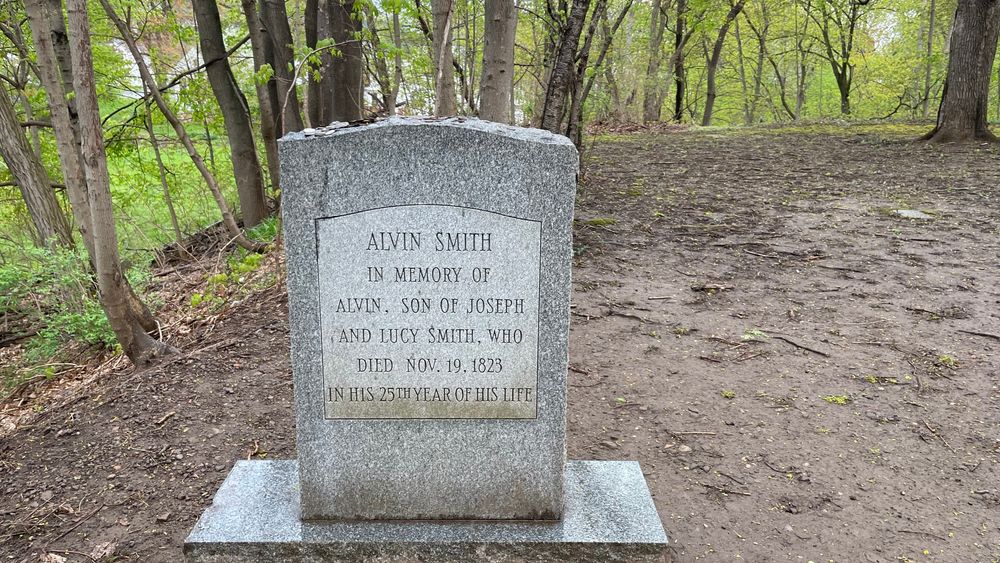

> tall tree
[328,0,364,120]
[261,0,305,131]
[304,0,322,126]
[702,0,747,126]
[540,0,591,133]
[806,0,870,116]
[922,0,937,118]
[65,0,173,365]
[23,0,93,257]
[479,0,517,122]
[643,0,668,122]
[432,0,458,115]
[0,84,73,247]
[923,0,1000,142]
[192,0,269,228]
[241,0,281,190]
[673,0,688,121]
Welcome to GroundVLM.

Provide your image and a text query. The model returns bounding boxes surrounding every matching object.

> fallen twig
[896,529,948,541]
[691,284,733,293]
[156,411,176,425]
[813,263,866,273]
[957,329,1000,341]
[744,249,779,259]
[771,335,831,357]
[923,420,954,452]
[699,482,751,496]
[607,310,657,324]
[43,503,104,548]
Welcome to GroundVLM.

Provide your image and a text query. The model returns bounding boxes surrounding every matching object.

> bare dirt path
[2,124,999,562]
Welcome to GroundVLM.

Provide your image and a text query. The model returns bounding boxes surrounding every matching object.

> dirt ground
[2,124,999,562]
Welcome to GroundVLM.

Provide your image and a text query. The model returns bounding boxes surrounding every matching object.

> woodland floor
[2,123,1000,562]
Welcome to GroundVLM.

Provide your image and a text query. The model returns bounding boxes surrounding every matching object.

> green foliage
[0,247,116,361]
[247,216,280,243]
[822,394,852,405]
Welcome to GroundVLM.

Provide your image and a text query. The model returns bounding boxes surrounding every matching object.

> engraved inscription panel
[316,205,541,419]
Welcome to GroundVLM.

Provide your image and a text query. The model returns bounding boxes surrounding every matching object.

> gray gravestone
[185,118,669,561]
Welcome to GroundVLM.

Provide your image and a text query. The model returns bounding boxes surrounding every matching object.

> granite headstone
[185,117,669,562]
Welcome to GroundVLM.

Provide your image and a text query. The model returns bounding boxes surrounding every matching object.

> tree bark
[391,8,404,114]
[143,95,184,247]
[924,0,1000,142]
[567,0,608,144]
[65,0,173,365]
[262,0,305,132]
[241,0,281,191]
[100,0,264,252]
[479,0,517,122]
[0,84,73,247]
[192,0,268,228]
[432,0,458,115]
[922,0,937,118]
[326,0,364,121]
[364,4,394,115]
[24,0,94,258]
[673,0,687,122]
[642,0,666,122]
[702,0,746,126]
[540,0,591,133]
[304,0,322,126]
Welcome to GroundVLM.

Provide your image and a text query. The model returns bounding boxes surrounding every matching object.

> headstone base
[184,460,669,563]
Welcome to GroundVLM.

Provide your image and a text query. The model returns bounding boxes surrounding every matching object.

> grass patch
[822,394,852,405]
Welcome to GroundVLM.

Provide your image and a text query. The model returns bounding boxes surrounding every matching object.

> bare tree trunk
[143,95,184,247]
[364,4,393,115]
[432,0,458,115]
[673,0,687,122]
[304,0,322,126]
[327,0,364,121]
[18,92,43,158]
[922,0,937,118]
[540,0,591,133]
[582,0,634,111]
[24,0,94,257]
[241,0,281,192]
[262,0,305,131]
[749,4,768,123]
[65,0,173,365]
[601,10,625,119]
[458,1,479,114]
[794,1,810,119]
[479,0,517,122]
[734,18,750,124]
[100,0,264,252]
[192,0,268,228]
[923,0,1000,142]
[391,8,404,114]
[702,0,746,126]
[567,0,608,144]
[0,85,73,247]
[642,0,666,122]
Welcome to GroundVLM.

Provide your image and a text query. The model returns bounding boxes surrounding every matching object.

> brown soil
[2,125,999,562]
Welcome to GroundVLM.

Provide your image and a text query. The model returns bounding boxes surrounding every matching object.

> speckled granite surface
[184,460,669,562]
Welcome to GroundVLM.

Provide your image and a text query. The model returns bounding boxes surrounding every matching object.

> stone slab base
[184,459,669,562]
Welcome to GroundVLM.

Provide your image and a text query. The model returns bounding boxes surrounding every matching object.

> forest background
[0,0,997,383]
